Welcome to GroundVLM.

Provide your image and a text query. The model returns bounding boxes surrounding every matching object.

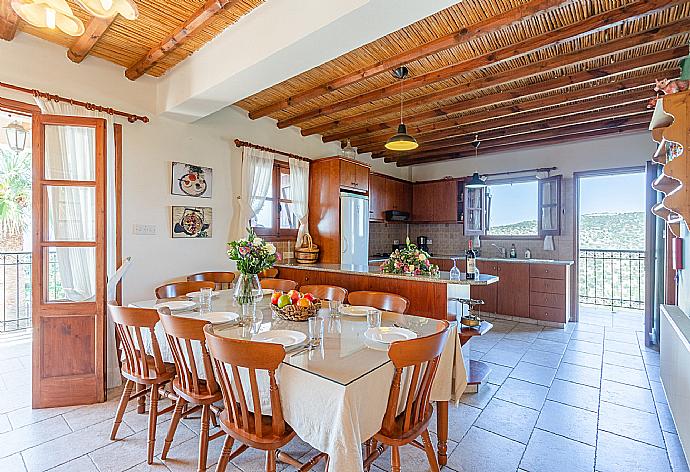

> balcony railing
[1,252,32,332]
[579,248,645,310]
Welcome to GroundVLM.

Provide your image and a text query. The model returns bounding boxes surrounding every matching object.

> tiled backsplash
[369,178,575,262]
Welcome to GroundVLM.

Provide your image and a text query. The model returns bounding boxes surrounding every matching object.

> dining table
[130,290,467,471]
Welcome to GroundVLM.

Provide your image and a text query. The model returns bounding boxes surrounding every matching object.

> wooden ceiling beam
[67,16,116,64]
[306,17,690,138]
[125,0,242,80]
[376,101,650,160]
[279,0,683,130]
[247,0,574,120]
[350,69,667,150]
[383,112,651,162]
[0,0,19,41]
[395,122,650,166]
[324,45,685,146]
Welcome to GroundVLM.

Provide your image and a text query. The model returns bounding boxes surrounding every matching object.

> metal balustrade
[579,248,645,310]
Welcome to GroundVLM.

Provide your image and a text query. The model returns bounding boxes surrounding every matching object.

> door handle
[342,237,349,254]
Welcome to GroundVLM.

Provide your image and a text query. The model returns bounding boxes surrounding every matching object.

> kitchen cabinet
[412,180,458,222]
[496,262,530,317]
[529,263,570,323]
[386,178,412,214]
[340,159,369,192]
[472,260,498,314]
[369,174,387,221]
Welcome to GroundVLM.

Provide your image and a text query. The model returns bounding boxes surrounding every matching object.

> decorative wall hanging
[171,161,213,198]
[172,206,212,238]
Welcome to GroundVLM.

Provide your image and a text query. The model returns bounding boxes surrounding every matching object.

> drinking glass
[329,299,342,317]
[449,257,461,281]
[199,287,212,313]
[308,316,324,347]
[367,309,381,329]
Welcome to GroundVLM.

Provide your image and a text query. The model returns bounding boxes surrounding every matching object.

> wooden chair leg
[266,449,277,472]
[161,396,187,460]
[137,383,146,414]
[391,446,400,472]
[147,383,159,464]
[215,435,234,472]
[110,379,134,440]
[210,409,219,428]
[421,429,440,472]
[198,405,211,472]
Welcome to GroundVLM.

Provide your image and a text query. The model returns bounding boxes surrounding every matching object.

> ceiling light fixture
[75,0,139,20]
[341,138,357,160]
[466,136,486,188]
[11,0,85,36]
[4,120,28,153]
[385,66,418,152]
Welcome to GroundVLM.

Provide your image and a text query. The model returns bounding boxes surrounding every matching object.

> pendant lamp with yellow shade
[385,66,418,152]
[11,0,84,36]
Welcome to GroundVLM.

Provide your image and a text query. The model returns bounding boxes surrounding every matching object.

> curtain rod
[483,166,557,178]
[234,139,311,162]
[0,81,149,124]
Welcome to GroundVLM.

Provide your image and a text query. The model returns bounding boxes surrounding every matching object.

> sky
[488,172,646,227]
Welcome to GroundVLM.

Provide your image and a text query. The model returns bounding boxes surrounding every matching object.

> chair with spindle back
[187,271,236,290]
[260,278,298,292]
[363,323,450,472]
[155,280,216,299]
[108,303,176,464]
[348,291,410,313]
[259,268,279,279]
[299,284,348,303]
[204,325,327,472]
[158,309,224,471]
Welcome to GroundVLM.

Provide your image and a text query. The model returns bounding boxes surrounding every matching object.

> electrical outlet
[283,251,295,260]
[133,224,157,235]
[428,238,433,244]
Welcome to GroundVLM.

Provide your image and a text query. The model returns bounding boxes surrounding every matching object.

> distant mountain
[488,211,646,251]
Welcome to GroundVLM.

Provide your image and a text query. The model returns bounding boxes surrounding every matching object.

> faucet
[491,243,507,258]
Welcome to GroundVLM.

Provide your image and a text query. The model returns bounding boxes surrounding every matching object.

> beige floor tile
[47,455,99,472]
[480,348,524,368]
[0,453,26,471]
[482,362,513,386]
[474,398,538,444]
[508,361,556,387]
[555,362,601,388]
[520,349,562,369]
[546,379,600,412]
[458,382,498,409]
[604,339,641,356]
[447,426,524,472]
[494,378,548,411]
[535,400,597,446]
[21,418,134,472]
[561,349,601,368]
[428,401,481,442]
[0,413,11,434]
[602,363,649,389]
[598,401,665,448]
[596,431,671,472]
[162,434,239,472]
[603,350,645,370]
[520,428,595,472]
[0,415,72,459]
[7,405,79,430]
[600,379,655,413]
[530,338,567,355]
[372,436,458,472]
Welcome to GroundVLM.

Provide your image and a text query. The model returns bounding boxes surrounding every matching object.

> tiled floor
[0,305,688,471]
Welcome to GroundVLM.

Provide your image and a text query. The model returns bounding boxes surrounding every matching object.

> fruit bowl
[270,300,322,321]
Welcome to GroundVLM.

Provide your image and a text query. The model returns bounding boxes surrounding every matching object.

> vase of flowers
[379,237,439,277]
[227,228,279,324]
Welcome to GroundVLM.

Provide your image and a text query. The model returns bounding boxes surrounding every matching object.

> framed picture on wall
[171,161,213,198]
[172,206,212,238]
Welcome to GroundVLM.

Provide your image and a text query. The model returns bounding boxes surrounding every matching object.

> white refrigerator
[340,192,369,266]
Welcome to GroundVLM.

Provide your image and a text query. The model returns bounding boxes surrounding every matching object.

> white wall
[410,132,656,181]
[0,34,409,302]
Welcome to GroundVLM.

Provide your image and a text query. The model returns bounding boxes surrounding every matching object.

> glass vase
[233,273,263,325]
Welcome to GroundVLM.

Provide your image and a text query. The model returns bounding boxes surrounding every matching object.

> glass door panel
[44,124,96,181]
[45,186,96,241]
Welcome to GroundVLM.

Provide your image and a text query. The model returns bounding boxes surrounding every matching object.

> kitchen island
[275,262,499,320]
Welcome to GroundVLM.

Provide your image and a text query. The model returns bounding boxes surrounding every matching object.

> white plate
[153,300,197,312]
[252,330,307,347]
[185,290,220,299]
[261,288,274,296]
[364,327,417,344]
[340,305,375,317]
[196,311,239,324]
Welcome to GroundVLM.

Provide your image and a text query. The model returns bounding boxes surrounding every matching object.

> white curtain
[289,158,309,247]
[35,98,121,388]
[239,147,274,231]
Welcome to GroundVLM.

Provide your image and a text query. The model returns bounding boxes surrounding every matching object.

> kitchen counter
[369,255,574,266]
[275,262,498,285]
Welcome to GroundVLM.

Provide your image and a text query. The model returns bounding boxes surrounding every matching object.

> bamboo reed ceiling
[235,0,690,166]
[15,0,263,77]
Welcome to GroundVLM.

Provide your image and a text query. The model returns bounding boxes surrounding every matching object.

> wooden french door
[32,114,107,408]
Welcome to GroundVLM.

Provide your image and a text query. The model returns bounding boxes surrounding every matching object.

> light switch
[133,224,157,235]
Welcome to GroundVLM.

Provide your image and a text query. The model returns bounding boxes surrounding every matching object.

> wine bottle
[466,240,476,280]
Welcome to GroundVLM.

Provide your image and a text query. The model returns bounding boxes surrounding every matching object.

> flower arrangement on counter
[380,237,439,277]
[227,227,279,275]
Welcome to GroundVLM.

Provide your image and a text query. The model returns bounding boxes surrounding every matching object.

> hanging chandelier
[11,0,85,36]
[341,138,357,160]
[466,136,486,188]
[75,0,139,19]
[385,66,418,152]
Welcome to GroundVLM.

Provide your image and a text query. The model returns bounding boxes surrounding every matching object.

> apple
[297,298,311,308]
[271,291,282,305]
[303,293,315,302]
[277,294,291,308]
[287,290,300,304]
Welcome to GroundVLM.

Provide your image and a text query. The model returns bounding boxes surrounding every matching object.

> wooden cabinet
[386,178,412,214]
[339,159,368,192]
[369,174,387,221]
[496,262,530,317]
[529,263,571,323]
[412,180,458,222]
[472,260,498,314]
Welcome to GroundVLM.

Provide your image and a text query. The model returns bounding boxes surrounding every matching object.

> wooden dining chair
[158,309,224,472]
[348,291,410,313]
[187,271,236,290]
[155,280,216,299]
[204,325,327,472]
[259,268,279,279]
[299,285,348,302]
[363,323,450,472]
[260,278,298,292]
[107,302,177,464]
